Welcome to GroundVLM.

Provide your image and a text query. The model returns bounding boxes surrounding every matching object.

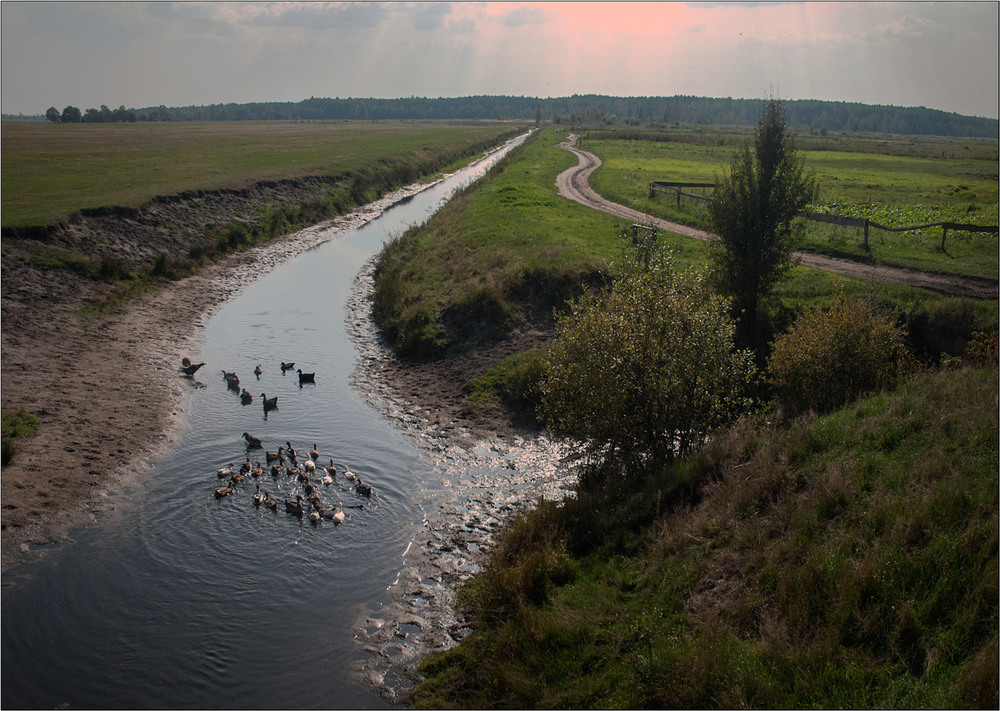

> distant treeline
[10,94,997,138]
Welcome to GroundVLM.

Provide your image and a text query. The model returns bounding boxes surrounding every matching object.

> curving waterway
[1,132,577,709]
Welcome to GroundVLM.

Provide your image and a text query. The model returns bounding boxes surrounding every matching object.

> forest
[11,94,997,138]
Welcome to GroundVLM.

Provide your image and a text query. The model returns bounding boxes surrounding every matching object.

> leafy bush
[541,248,756,476]
[767,293,910,415]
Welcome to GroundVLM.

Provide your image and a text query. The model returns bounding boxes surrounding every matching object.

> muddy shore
[1,178,538,573]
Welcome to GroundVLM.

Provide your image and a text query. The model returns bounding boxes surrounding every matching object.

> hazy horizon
[2,2,997,120]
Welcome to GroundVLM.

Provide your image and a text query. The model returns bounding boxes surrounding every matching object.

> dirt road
[555,135,998,300]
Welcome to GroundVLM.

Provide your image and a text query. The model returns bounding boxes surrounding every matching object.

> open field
[1,120,525,227]
[584,131,998,280]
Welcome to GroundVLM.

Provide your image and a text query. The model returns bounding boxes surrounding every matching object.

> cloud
[247,2,388,30]
[492,4,550,28]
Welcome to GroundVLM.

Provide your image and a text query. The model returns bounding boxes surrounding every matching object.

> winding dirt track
[555,135,998,300]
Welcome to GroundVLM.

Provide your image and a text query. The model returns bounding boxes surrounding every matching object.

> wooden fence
[649,181,998,251]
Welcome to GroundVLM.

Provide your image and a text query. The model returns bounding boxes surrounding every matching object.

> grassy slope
[1,120,524,227]
[413,363,999,709]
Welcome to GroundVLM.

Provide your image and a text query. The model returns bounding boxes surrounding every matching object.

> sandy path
[555,135,998,300]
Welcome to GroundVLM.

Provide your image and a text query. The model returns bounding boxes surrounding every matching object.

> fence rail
[649,181,998,251]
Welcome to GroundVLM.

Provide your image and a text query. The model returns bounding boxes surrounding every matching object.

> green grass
[584,133,998,280]
[1,120,526,227]
[413,363,999,709]
[1,410,39,467]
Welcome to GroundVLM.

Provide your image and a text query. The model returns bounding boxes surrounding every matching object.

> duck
[254,364,263,379]
[285,441,298,462]
[214,483,233,498]
[217,463,236,479]
[307,491,323,509]
[261,393,278,413]
[325,459,338,477]
[284,494,305,516]
[355,479,374,498]
[250,461,264,478]
[242,432,263,449]
[296,467,310,483]
[180,358,205,376]
[343,465,356,482]
[229,471,246,485]
[303,481,317,497]
[297,369,316,385]
[309,443,320,461]
[309,509,321,524]
[287,465,302,479]
[240,388,253,405]
[280,361,295,373]
[263,491,278,511]
[321,472,334,486]
[320,507,346,525]
[264,446,284,463]
[240,457,252,475]
[270,462,285,477]
[222,370,240,391]
[303,459,316,475]
[252,485,265,507]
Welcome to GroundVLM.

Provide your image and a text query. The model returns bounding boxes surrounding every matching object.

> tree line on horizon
[20,94,997,138]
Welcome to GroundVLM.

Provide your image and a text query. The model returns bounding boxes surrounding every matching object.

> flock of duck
[180,358,376,526]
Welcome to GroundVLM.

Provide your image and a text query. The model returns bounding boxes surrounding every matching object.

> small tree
[766,293,909,415]
[708,98,815,348]
[60,105,82,123]
[45,107,61,123]
[541,248,756,480]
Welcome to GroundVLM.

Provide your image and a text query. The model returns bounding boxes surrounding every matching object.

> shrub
[766,294,909,415]
[541,248,757,476]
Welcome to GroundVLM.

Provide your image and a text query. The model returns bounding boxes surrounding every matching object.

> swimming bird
[250,461,263,478]
[309,509,321,524]
[214,483,233,498]
[325,459,338,477]
[320,507,346,525]
[180,358,205,376]
[284,494,305,516]
[280,362,295,373]
[261,394,278,413]
[343,465,356,482]
[254,364,263,379]
[303,459,316,475]
[297,369,316,385]
[355,479,373,498]
[217,463,236,479]
[270,462,285,477]
[229,471,246,485]
[240,458,252,475]
[321,472,334,486]
[265,446,284,463]
[263,491,278,511]
[252,485,265,507]
[309,444,320,461]
[243,432,263,449]
[240,389,253,405]
[287,465,302,479]
[222,370,240,391]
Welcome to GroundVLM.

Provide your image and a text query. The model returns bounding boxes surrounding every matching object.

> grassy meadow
[584,129,999,280]
[366,123,997,707]
[1,120,525,227]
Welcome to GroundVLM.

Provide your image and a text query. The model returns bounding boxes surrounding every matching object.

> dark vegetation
[14,93,996,137]
[365,105,998,706]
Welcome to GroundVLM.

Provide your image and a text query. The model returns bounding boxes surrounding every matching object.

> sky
[2,1,997,119]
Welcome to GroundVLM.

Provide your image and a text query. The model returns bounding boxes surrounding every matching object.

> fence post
[940,226,948,251]
[676,187,681,209]
[863,219,870,253]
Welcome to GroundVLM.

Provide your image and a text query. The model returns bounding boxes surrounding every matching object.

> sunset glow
[2,1,996,118]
